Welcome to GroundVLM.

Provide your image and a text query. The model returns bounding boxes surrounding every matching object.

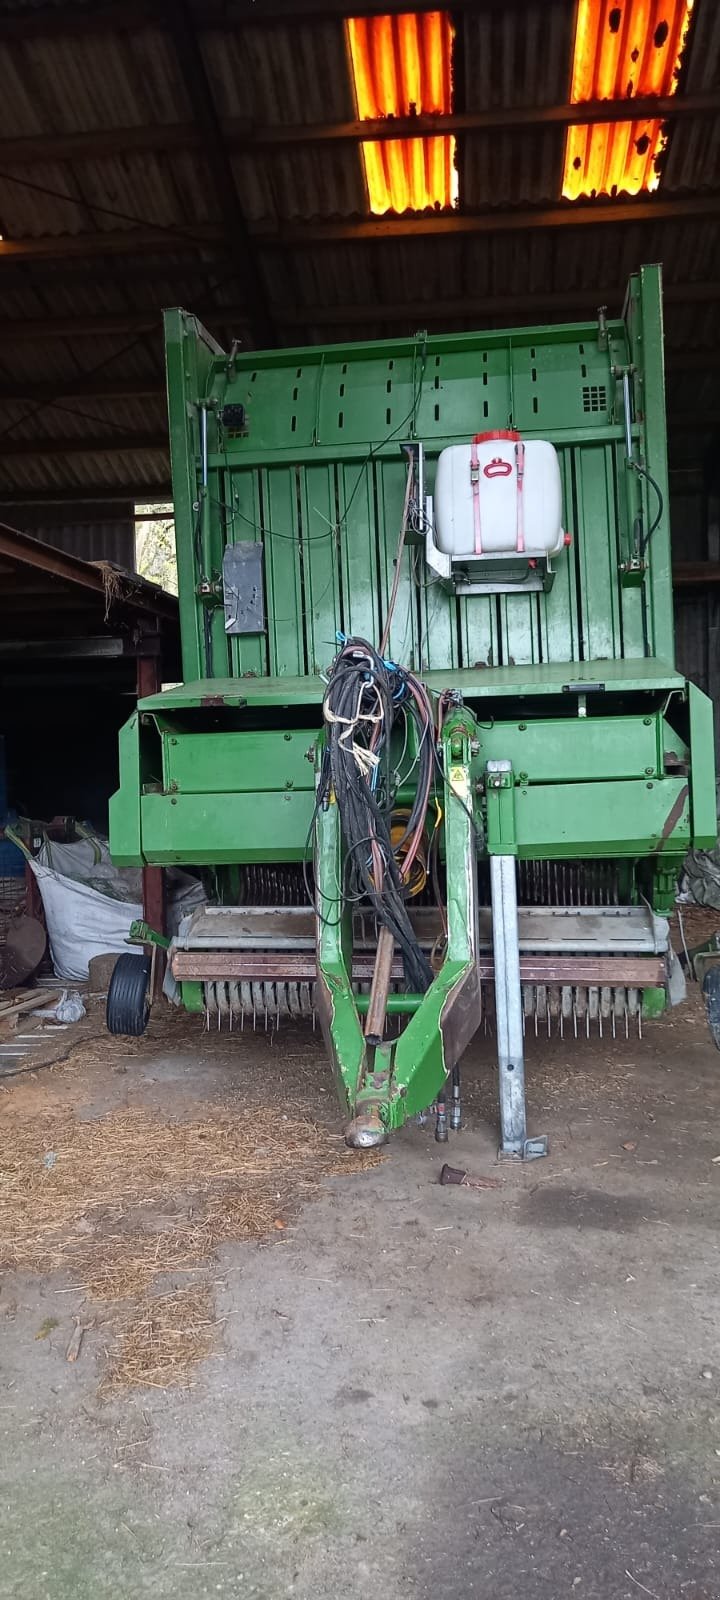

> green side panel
[688,681,718,849]
[141,790,314,864]
[164,308,226,682]
[513,777,690,858]
[162,730,316,795]
[108,713,143,867]
[476,714,661,783]
[631,264,675,663]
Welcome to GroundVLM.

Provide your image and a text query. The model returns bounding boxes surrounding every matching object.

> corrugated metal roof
[347,12,455,212]
[0,0,714,503]
[16,501,135,566]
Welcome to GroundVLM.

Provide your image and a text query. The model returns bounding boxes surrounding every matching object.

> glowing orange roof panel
[562,0,694,199]
[347,11,457,214]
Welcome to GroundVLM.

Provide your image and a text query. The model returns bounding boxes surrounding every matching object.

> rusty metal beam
[170,950,666,986]
[0,95,718,166]
[0,521,178,617]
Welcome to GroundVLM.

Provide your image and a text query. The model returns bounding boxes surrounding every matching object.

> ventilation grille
[582,383,607,414]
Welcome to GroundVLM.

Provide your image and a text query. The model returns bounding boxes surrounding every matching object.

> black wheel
[702,965,720,1050]
[106,952,152,1036]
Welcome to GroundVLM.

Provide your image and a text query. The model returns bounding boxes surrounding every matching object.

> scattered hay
[102,1284,218,1393]
[90,559,131,620]
[0,1103,377,1295]
[0,1100,381,1386]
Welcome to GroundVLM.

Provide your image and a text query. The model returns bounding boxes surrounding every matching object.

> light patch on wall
[347,11,457,214]
[563,0,694,199]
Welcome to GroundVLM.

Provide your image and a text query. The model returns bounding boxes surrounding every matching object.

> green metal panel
[631,264,675,663]
[141,790,313,864]
[164,308,226,682]
[108,713,143,867]
[688,681,718,849]
[513,777,690,858]
[475,714,661,784]
[163,729,316,794]
[161,280,678,684]
[108,272,715,904]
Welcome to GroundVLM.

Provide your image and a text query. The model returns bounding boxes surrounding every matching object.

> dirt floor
[1,979,719,1600]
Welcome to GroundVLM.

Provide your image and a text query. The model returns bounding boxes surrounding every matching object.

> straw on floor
[0,1099,380,1388]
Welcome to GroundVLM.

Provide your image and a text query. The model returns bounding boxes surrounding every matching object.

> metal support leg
[491,854,524,1153]
[486,757,547,1160]
[490,853,548,1161]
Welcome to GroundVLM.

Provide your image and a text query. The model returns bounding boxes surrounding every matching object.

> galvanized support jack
[486,760,548,1161]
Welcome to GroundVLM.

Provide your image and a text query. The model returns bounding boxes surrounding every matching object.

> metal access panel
[222,542,265,634]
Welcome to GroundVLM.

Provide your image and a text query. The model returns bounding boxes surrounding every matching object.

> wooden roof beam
[0,0,568,39]
[0,225,224,263]
[0,376,166,402]
[2,194,719,267]
[0,433,168,459]
[0,94,717,166]
[253,194,720,243]
[0,487,173,506]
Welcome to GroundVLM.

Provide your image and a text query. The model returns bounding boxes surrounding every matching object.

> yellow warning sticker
[448,765,469,800]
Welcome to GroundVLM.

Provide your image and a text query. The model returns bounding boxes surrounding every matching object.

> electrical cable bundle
[319,637,435,993]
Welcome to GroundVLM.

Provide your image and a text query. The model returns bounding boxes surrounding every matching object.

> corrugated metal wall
[5,502,135,569]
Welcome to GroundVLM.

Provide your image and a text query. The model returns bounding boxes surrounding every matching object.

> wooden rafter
[0,94,716,167]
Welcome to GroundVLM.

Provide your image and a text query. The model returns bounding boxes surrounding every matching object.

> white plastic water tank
[434,431,565,559]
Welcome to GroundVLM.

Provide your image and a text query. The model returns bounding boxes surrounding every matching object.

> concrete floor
[1,991,719,1600]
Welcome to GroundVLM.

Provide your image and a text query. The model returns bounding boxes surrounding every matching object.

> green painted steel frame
[107,269,717,1117]
[160,266,677,687]
[314,712,481,1135]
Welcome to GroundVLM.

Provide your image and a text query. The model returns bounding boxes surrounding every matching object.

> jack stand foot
[498,1135,549,1162]
[345,1108,388,1149]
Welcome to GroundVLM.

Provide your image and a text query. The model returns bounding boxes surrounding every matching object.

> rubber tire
[106,952,152,1037]
[702,965,720,1051]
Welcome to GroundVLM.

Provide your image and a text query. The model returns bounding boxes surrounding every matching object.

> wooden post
[137,648,167,994]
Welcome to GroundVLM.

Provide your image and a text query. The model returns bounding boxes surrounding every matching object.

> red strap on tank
[470,436,482,554]
[515,438,525,553]
[472,430,520,444]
